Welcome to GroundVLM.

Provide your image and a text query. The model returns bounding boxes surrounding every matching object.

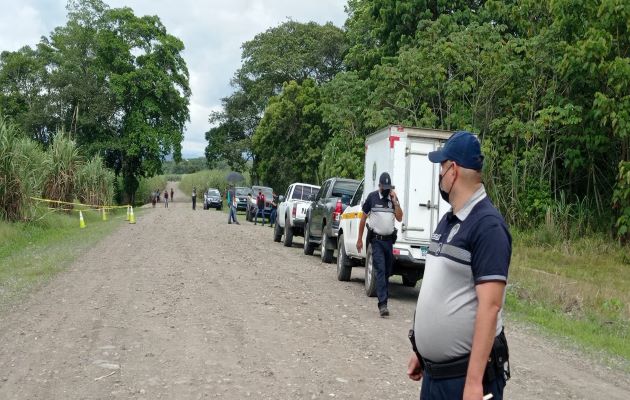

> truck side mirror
[279,195,285,202]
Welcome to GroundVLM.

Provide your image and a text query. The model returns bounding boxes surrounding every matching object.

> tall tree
[0,0,191,202]
[206,20,347,173]
[252,80,329,191]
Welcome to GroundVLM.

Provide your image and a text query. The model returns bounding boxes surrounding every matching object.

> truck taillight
[333,199,342,222]
[292,204,297,217]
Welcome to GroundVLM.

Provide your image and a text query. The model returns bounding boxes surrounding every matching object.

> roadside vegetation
[509,230,629,361]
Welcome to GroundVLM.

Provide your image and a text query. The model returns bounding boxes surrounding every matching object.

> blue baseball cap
[428,131,484,170]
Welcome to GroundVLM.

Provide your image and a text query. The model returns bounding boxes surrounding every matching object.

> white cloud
[0,0,348,157]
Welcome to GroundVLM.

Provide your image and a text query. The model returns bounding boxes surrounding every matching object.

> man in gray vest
[407,131,511,400]
[356,172,403,317]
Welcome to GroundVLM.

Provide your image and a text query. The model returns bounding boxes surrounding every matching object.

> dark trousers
[192,197,196,210]
[371,239,393,307]
[420,369,506,400]
[270,209,277,226]
[255,208,266,225]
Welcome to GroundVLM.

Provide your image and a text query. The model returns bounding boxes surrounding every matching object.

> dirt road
[1,183,628,399]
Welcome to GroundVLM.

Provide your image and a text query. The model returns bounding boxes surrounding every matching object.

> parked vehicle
[246,185,274,222]
[303,177,360,263]
[204,188,223,210]
[336,125,451,296]
[234,187,252,211]
[273,183,320,246]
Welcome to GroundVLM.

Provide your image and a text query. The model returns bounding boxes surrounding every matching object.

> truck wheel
[283,217,294,247]
[364,244,377,297]
[320,230,334,264]
[336,234,352,281]
[303,221,315,255]
[273,221,282,242]
[402,275,419,287]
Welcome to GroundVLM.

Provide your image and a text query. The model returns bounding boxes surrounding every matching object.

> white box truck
[337,125,452,296]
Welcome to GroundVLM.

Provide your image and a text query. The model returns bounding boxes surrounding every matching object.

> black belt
[372,233,394,241]
[422,355,469,379]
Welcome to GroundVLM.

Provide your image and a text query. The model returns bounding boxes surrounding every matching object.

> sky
[0,0,348,158]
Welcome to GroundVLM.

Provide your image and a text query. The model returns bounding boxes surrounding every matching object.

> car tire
[402,275,419,287]
[336,234,352,281]
[303,221,315,256]
[320,229,334,264]
[364,244,377,297]
[273,220,282,242]
[283,217,294,247]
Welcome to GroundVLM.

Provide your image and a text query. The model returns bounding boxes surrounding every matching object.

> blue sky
[0,0,348,158]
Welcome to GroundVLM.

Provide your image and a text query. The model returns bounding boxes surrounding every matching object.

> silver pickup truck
[273,183,320,246]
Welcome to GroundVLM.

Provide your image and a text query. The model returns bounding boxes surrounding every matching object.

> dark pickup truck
[303,177,361,263]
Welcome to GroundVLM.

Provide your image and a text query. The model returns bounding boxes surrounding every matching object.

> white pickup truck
[336,125,451,297]
[273,182,320,246]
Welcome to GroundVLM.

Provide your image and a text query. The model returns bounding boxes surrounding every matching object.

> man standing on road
[407,131,512,400]
[164,189,169,208]
[192,187,197,210]
[227,186,240,225]
[170,187,174,203]
[269,191,279,227]
[254,190,267,225]
[356,172,403,317]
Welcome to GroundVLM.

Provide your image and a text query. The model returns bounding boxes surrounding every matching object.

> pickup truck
[234,187,252,211]
[303,177,361,263]
[273,182,320,246]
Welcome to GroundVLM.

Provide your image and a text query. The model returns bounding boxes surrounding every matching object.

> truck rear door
[403,139,441,243]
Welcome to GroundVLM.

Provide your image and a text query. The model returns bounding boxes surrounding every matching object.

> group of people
[152,187,174,208]
[223,187,279,226]
[359,131,512,400]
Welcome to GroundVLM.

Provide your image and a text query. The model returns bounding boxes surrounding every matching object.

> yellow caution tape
[30,196,130,211]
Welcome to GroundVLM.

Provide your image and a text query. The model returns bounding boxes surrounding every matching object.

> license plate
[421,246,428,256]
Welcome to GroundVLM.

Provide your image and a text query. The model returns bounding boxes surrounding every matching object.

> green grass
[0,208,128,307]
[508,231,630,364]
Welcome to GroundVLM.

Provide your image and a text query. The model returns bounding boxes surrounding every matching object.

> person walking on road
[227,186,240,225]
[192,187,197,210]
[170,187,174,203]
[407,131,512,400]
[254,190,267,225]
[356,172,403,317]
[164,190,169,208]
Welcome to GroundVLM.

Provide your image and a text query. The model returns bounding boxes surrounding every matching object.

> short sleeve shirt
[414,185,512,362]
[362,191,395,235]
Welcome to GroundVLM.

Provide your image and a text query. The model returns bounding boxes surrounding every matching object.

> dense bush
[0,114,117,221]
[76,155,115,206]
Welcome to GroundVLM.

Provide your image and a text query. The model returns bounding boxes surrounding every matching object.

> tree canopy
[0,0,190,201]
[210,0,630,241]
